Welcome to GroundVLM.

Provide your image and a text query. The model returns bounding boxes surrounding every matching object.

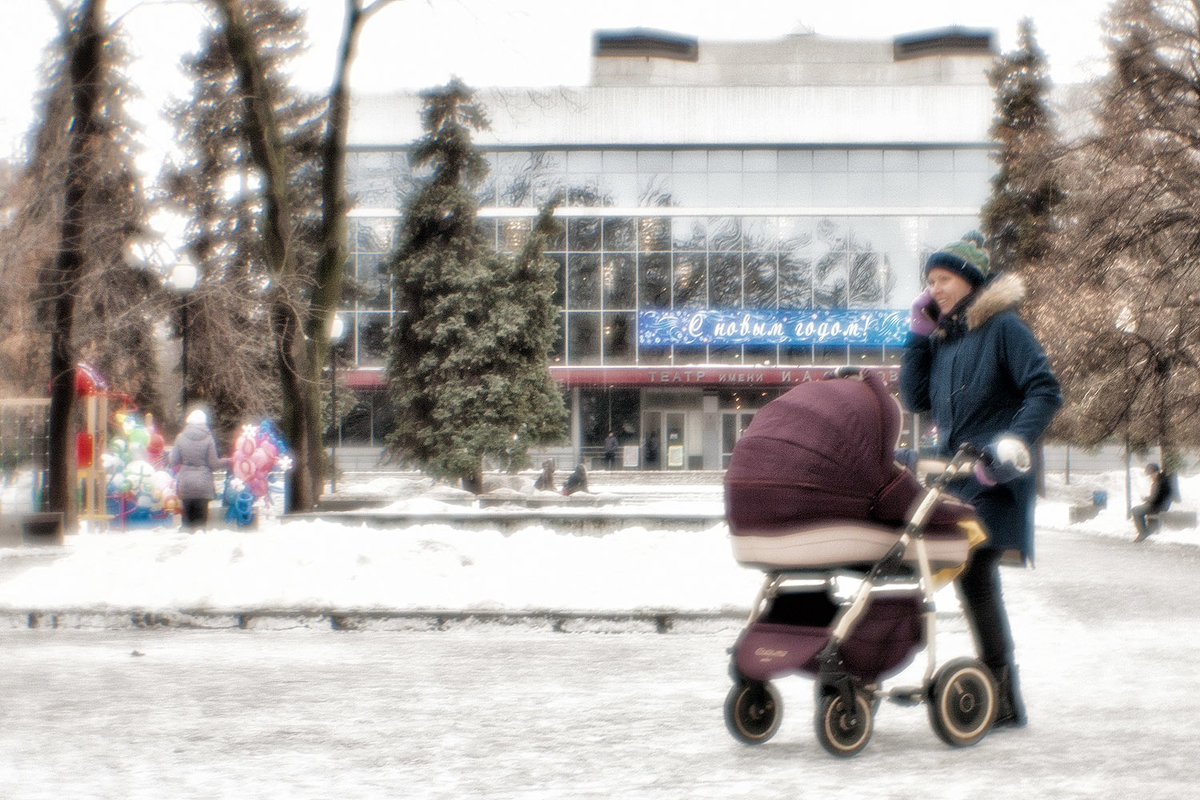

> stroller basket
[736,588,924,684]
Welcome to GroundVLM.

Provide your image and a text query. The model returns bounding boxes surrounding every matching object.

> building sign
[638,308,909,347]
[549,365,900,387]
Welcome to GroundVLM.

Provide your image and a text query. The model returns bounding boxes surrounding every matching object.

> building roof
[348,28,996,150]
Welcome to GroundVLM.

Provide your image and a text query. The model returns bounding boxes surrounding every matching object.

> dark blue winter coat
[899,274,1062,563]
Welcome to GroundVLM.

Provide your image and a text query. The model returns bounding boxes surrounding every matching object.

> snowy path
[1,525,1197,799]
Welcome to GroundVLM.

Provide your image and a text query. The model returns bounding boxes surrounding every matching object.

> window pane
[603,217,636,251]
[709,252,742,308]
[673,253,707,308]
[639,254,671,309]
[708,172,742,205]
[358,253,391,311]
[356,312,391,364]
[708,217,741,252]
[639,217,672,252]
[352,217,395,252]
[498,218,530,253]
[568,216,601,251]
[815,250,849,308]
[673,217,706,250]
[568,253,601,309]
[568,312,601,365]
[744,253,778,307]
[603,254,637,309]
[742,217,779,251]
[778,252,814,307]
[603,312,635,364]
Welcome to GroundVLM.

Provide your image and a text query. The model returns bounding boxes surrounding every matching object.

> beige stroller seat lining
[730,521,972,571]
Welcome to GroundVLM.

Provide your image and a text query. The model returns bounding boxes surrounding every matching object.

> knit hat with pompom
[924,231,991,287]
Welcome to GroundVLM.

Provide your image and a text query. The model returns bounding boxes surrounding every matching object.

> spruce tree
[981,19,1063,277]
[386,80,567,492]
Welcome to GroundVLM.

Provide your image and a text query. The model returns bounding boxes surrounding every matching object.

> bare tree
[1051,0,1200,463]
[210,0,396,511]
[0,1,160,529]
[45,0,109,526]
[164,1,324,436]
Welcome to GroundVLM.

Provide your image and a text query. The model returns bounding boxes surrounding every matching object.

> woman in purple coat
[169,409,226,531]
[900,234,1062,729]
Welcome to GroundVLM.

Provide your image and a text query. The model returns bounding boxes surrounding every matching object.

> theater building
[341,27,997,469]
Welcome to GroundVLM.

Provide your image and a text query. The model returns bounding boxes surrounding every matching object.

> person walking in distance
[169,409,227,531]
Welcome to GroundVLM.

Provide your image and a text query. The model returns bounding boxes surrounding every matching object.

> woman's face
[926,268,973,315]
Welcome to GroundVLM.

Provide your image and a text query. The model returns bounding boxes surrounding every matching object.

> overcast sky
[0,0,1115,159]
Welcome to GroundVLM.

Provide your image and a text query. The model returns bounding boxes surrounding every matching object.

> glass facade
[344,146,989,369]
[342,145,991,466]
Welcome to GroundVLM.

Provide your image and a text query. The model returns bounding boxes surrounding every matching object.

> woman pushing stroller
[900,233,1062,729]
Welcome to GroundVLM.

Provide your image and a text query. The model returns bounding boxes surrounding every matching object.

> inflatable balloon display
[223,420,292,527]
[104,412,178,528]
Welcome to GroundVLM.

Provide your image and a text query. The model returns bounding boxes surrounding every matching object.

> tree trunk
[216,0,312,512]
[217,0,390,512]
[47,0,107,529]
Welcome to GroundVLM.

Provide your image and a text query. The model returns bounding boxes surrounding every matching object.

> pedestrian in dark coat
[900,234,1062,729]
[603,431,619,470]
[562,461,588,495]
[169,409,226,531]
[534,459,556,492]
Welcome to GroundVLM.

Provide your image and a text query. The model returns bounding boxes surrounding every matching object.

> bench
[0,512,64,547]
[1069,504,1102,524]
[1146,510,1197,531]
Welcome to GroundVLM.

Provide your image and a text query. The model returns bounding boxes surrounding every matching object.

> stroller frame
[726,445,998,756]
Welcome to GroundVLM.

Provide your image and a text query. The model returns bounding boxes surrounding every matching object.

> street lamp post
[170,257,199,415]
[329,314,345,494]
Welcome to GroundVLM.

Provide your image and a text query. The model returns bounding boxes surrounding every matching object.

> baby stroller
[723,368,995,756]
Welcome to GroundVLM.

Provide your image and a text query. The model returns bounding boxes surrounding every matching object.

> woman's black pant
[955,546,1013,671]
[181,499,209,530]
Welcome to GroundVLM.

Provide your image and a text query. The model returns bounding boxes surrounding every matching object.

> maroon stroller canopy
[725,372,915,535]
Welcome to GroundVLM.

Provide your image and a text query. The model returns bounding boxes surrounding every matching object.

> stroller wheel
[724,680,782,745]
[928,657,996,747]
[815,690,873,757]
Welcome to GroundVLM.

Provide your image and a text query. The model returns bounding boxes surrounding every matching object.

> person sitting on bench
[1132,463,1174,542]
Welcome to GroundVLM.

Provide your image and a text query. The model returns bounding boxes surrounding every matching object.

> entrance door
[641,411,661,470]
[665,412,686,469]
[721,412,755,468]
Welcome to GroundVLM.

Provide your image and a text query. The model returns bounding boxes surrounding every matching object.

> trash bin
[21,511,64,546]
[1092,490,1108,508]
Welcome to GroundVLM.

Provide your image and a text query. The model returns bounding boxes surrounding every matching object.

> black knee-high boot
[990,664,1027,728]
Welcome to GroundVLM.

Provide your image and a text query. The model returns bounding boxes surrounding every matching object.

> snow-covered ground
[2,466,1198,798]
[0,465,1193,618]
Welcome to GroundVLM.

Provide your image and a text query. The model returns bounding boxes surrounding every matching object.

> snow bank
[0,467,1193,616]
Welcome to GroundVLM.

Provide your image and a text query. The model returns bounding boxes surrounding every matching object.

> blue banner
[638,308,909,347]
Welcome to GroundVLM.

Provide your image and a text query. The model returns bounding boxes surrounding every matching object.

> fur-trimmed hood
[932,273,1026,340]
[965,273,1025,331]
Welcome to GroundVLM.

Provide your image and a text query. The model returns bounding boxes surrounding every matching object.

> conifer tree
[981,19,1064,278]
[386,81,567,492]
